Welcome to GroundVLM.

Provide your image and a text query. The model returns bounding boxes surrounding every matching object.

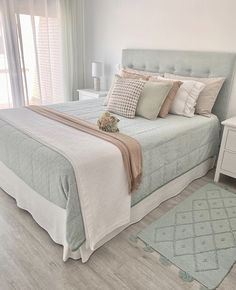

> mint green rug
[137,183,236,289]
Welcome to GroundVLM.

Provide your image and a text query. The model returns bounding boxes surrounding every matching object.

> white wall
[84,0,236,117]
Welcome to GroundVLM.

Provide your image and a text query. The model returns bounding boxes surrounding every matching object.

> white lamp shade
[92,61,103,77]
[115,63,122,72]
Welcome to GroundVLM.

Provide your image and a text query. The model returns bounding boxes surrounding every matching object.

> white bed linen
[0,108,131,251]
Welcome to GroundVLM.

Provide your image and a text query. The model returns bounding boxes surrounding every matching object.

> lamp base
[93,77,100,91]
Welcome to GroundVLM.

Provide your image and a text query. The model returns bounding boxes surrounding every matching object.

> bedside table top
[77,89,108,94]
[222,117,236,128]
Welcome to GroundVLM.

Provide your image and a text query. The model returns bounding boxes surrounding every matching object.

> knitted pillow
[107,78,145,118]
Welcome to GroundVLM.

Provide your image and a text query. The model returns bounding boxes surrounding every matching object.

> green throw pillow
[136,81,172,120]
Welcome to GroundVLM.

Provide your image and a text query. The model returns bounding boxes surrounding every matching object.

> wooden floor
[0,171,236,290]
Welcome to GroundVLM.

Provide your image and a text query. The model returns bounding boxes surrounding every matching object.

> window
[0,0,64,109]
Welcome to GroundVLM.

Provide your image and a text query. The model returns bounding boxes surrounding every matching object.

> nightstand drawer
[214,116,236,182]
[226,129,236,152]
[222,151,236,174]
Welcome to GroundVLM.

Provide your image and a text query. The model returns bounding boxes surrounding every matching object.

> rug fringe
[178,270,194,282]
[143,244,154,253]
[129,235,138,243]
[159,255,171,266]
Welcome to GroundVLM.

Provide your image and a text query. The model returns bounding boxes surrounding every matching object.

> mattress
[0,98,220,250]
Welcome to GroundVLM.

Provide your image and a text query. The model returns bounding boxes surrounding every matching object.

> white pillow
[159,76,205,117]
[164,73,225,117]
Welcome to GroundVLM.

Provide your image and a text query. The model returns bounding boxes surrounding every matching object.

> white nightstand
[214,117,236,182]
[77,89,108,101]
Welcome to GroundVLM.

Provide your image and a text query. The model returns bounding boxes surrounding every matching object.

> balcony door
[0,0,65,109]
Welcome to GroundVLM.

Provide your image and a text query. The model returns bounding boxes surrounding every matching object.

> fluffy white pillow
[159,76,205,117]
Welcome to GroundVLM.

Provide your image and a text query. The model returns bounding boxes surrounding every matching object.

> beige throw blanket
[27,105,142,193]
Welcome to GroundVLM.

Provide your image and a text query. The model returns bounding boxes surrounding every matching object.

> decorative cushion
[107,77,145,118]
[121,68,162,80]
[121,69,149,80]
[149,76,183,118]
[104,69,162,106]
[162,76,205,117]
[165,73,225,117]
[136,81,172,120]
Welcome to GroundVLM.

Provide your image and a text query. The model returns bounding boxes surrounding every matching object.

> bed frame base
[0,158,215,262]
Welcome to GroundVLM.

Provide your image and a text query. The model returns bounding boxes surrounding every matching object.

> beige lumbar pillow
[165,73,225,117]
[121,69,150,80]
[121,67,161,80]
[149,76,183,118]
[136,81,172,120]
[107,77,145,118]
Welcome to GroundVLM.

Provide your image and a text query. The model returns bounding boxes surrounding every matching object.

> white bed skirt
[0,158,215,262]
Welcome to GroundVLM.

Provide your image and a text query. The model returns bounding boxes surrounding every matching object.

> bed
[0,49,235,262]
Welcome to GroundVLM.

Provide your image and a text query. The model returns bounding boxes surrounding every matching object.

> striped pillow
[107,78,145,118]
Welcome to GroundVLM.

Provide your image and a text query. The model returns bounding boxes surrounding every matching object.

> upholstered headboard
[122,49,236,122]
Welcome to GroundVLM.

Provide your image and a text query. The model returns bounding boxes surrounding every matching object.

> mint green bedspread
[0,98,220,250]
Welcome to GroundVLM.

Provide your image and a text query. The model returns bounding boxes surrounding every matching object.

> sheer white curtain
[0,0,67,108]
[60,0,85,101]
[0,0,25,108]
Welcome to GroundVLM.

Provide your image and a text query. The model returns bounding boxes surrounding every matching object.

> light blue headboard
[122,49,236,122]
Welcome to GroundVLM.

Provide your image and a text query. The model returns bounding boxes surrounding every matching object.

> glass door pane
[19,13,64,106]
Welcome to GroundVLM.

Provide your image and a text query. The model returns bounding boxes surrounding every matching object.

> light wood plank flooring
[0,170,235,290]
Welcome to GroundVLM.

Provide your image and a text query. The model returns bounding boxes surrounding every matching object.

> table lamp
[92,61,103,91]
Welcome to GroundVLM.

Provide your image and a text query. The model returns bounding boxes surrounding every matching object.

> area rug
[137,183,236,289]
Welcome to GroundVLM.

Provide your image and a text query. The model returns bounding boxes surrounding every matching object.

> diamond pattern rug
[137,183,236,289]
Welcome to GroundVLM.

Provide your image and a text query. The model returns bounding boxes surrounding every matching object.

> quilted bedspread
[0,98,220,251]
